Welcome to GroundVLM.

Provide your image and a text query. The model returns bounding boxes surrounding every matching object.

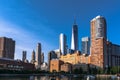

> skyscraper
[71,20,78,51]
[0,37,15,59]
[35,43,41,69]
[90,15,107,68]
[41,52,44,64]
[59,33,67,55]
[22,50,27,62]
[81,37,90,54]
[94,16,107,39]
[31,50,35,64]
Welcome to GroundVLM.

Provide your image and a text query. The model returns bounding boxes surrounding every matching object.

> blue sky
[0,0,120,62]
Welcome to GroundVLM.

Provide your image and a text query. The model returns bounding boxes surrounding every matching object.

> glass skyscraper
[60,33,67,55]
[71,21,78,51]
[81,37,90,54]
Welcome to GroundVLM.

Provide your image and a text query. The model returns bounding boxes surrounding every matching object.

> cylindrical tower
[60,33,67,55]
[95,16,107,39]
[90,15,107,68]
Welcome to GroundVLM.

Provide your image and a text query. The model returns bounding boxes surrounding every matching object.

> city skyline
[0,0,120,62]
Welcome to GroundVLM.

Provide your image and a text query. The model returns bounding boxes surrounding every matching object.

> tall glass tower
[36,43,41,69]
[81,37,90,54]
[59,33,67,55]
[71,20,78,51]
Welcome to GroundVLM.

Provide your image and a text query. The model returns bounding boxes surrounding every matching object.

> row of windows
[7,65,24,69]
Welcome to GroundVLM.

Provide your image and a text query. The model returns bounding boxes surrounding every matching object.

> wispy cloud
[0,18,56,62]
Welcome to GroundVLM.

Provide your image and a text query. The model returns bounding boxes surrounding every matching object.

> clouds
[0,19,32,60]
[0,20,19,35]
[0,18,57,62]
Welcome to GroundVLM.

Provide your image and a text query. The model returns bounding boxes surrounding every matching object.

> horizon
[0,0,120,62]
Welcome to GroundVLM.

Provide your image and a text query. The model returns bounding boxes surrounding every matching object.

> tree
[78,67,83,74]
[73,67,84,74]
[110,66,120,74]
[73,68,79,74]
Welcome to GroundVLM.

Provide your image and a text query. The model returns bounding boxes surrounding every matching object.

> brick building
[0,58,35,71]
[50,59,64,72]
[107,41,120,67]
[50,52,90,72]
[49,15,120,72]
[0,37,35,71]
[60,51,90,65]
[90,16,107,68]
[0,37,15,59]
[61,63,72,72]
[90,15,120,68]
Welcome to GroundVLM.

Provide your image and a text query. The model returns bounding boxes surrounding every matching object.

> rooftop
[91,15,104,22]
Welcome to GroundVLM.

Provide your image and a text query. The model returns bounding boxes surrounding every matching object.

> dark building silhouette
[22,50,27,62]
[0,37,15,59]
[31,50,36,64]
[0,58,35,71]
[41,52,44,64]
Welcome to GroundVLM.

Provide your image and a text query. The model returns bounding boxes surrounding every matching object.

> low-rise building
[60,51,90,65]
[50,59,64,72]
[61,63,72,72]
[49,51,90,72]
[73,63,88,72]
[0,58,35,71]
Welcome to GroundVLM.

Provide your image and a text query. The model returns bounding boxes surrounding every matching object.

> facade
[0,58,35,71]
[50,59,64,72]
[0,37,15,59]
[41,53,44,64]
[90,15,107,68]
[81,37,90,54]
[107,41,120,67]
[60,51,90,65]
[59,33,67,55]
[60,51,80,65]
[22,50,27,62]
[35,43,41,69]
[48,51,57,70]
[73,63,88,72]
[31,50,36,64]
[71,21,78,51]
[50,51,90,72]
[61,63,72,72]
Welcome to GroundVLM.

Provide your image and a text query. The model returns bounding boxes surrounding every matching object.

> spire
[71,16,78,51]
[74,16,77,25]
